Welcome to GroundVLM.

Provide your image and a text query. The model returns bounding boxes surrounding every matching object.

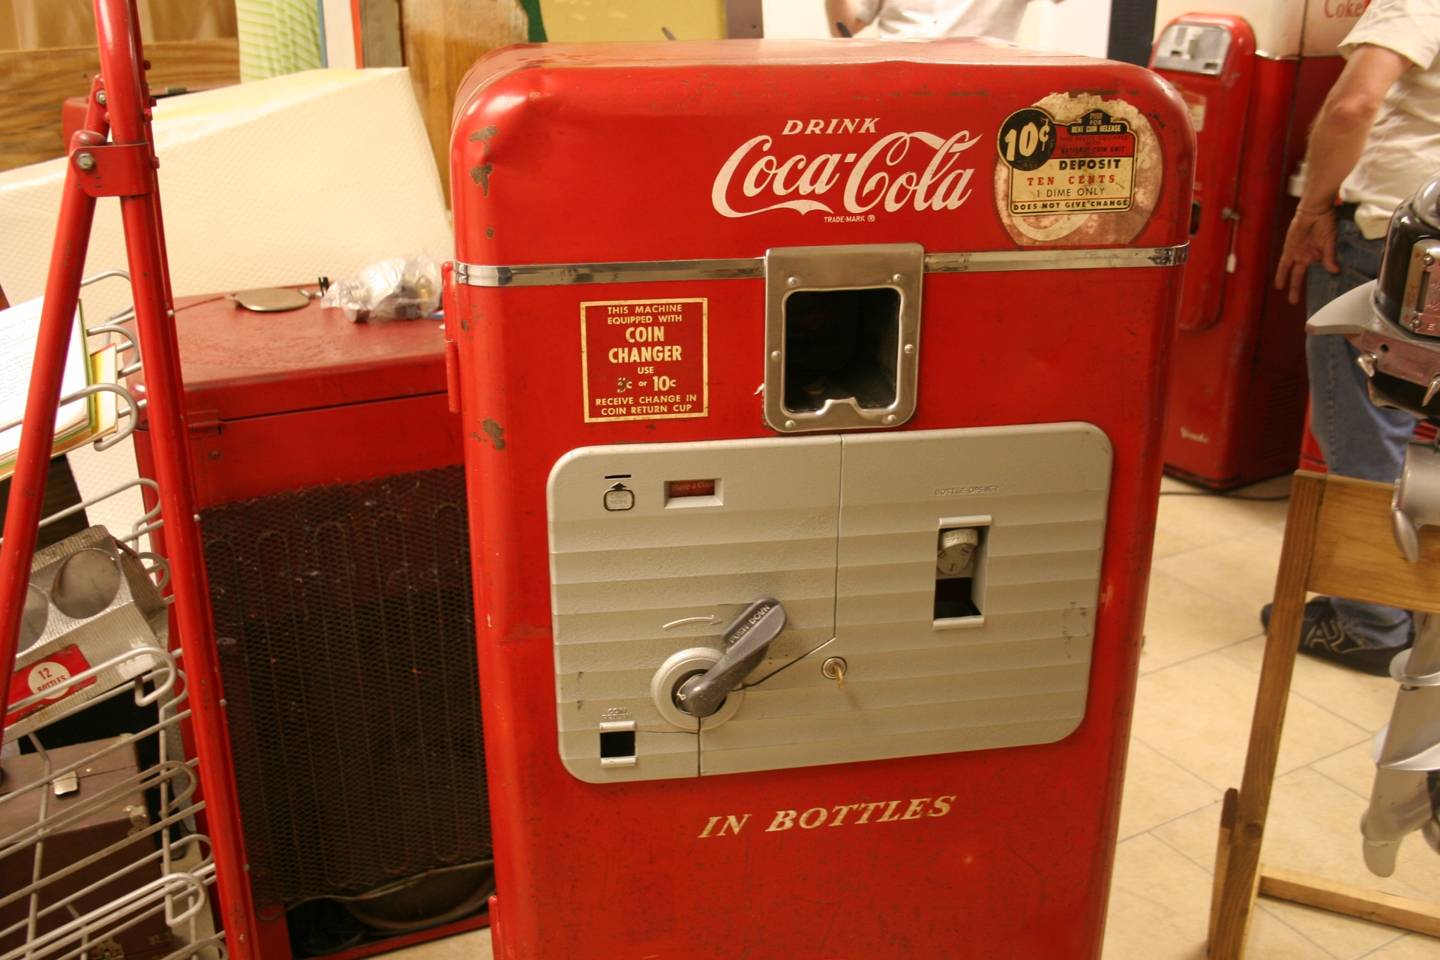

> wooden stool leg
[1209,788,1238,948]
[1208,474,1326,959]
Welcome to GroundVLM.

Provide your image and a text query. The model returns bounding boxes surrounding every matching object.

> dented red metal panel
[447,40,1192,959]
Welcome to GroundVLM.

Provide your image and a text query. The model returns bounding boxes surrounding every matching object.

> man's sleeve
[850,0,882,27]
[1339,0,1440,70]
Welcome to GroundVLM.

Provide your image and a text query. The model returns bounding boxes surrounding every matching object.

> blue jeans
[1305,218,1415,648]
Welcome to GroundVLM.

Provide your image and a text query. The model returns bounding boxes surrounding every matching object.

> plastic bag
[321,256,441,322]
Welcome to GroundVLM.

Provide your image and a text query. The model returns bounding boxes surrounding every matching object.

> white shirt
[853,0,1040,41]
[1338,0,1440,238]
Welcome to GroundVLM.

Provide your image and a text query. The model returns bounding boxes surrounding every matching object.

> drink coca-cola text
[711,126,981,219]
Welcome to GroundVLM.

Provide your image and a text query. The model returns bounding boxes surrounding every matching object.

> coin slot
[783,287,900,414]
[599,729,636,760]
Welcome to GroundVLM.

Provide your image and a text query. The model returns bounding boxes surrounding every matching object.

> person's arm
[1274,44,1412,303]
[826,0,870,37]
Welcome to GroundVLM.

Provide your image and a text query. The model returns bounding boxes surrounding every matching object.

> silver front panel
[548,425,1113,783]
[548,437,843,783]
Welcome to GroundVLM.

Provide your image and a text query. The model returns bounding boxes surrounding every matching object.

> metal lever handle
[675,598,786,719]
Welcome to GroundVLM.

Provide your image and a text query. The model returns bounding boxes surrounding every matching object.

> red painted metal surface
[448,41,1192,959]
[1165,15,1257,335]
[0,146,100,710]
[330,913,490,960]
[129,291,459,506]
[91,4,258,956]
[1299,406,1329,472]
[161,296,449,421]
[127,289,472,959]
[350,0,366,67]
[0,1,257,957]
[61,96,90,154]
[73,141,155,198]
[1155,13,1347,489]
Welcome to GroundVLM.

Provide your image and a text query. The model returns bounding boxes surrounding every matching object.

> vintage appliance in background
[445,40,1192,958]
[1150,0,1365,489]
[129,290,491,959]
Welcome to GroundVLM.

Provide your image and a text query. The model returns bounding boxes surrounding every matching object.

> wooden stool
[1208,470,1440,957]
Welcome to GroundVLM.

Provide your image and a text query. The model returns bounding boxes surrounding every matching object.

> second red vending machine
[445,40,1193,958]
[1152,0,1365,488]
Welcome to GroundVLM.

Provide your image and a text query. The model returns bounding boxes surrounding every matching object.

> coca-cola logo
[711,119,981,220]
[1322,0,1368,17]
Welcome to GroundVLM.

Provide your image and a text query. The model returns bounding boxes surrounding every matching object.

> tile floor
[391,474,1440,959]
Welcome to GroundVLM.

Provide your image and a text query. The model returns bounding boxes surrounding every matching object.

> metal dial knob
[937,527,980,578]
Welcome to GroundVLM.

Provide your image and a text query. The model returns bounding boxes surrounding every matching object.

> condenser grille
[201,467,489,906]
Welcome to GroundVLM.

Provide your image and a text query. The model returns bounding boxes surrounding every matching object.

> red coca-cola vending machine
[1152,0,1365,488]
[444,40,1192,958]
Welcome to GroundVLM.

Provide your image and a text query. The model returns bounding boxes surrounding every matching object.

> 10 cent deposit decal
[992,92,1161,247]
[581,298,709,422]
[999,106,1135,215]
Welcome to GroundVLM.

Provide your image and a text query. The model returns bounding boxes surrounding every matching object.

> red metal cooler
[130,293,491,960]
[1151,1,1365,488]
[445,41,1193,958]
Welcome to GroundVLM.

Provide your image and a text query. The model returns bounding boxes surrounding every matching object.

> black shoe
[1260,597,1334,632]
[1259,600,1410,677]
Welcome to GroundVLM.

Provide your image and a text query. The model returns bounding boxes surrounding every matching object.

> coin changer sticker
[1001,107,1136,216]
[581,298,708,422]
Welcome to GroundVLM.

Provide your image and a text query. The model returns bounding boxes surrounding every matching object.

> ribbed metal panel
[549,438,843,782]
[548,426,1112,783]
[200,467,489,907]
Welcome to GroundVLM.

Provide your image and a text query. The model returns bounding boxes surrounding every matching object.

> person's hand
[1274,205,1340,305]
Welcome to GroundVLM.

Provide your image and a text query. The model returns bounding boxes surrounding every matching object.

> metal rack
[1,2,254,958]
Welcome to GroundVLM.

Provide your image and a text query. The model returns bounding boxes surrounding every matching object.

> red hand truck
[0,2,255,957]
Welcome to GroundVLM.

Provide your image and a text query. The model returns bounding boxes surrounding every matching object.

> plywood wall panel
[400,0,529,205]
[0,0,236,51]
[0,39,240,172]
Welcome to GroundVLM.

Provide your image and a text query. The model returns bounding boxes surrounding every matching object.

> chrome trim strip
[453,244,1188,288]
[454,258,763,287]
[925,245,1188,273]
